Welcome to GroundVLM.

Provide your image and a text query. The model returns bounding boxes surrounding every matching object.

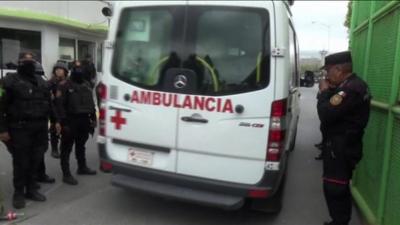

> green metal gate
[349,1,400,225]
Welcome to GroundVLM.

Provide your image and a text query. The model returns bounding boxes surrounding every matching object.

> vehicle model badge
[174,74,187,89]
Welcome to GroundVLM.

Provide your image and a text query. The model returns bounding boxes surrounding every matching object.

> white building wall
[0,1,108,77]
[0,1,108,26]
[41,26,59,76]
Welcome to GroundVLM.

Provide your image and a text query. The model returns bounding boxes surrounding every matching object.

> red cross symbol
[111,110,126,130]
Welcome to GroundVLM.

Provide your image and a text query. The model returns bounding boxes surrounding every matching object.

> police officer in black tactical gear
[81,54,97,88]
[317,51,371,225]
[48,61,69,158]
[55,61,97,186]
[0,52,52,209]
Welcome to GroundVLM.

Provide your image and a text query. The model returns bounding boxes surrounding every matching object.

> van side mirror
[102,7,112,17]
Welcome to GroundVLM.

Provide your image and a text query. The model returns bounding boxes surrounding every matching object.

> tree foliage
[300,62,320,74]
[344,1,352,30]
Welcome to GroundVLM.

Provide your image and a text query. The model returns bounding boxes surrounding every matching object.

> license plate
[127,148,153,166]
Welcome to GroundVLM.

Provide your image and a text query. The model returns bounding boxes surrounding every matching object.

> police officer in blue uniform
[317,51,371,225]
[54,62,97,185]
[0,52,52,209]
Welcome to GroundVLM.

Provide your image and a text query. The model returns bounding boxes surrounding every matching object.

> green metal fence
[349,1,400,225]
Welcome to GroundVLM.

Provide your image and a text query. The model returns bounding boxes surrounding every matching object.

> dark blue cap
[321,51,352,69]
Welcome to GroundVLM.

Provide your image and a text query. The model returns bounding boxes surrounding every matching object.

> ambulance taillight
[98,82,107,100]
[266,99,287,162]
[98,82,107,136]
[99,108,106,136]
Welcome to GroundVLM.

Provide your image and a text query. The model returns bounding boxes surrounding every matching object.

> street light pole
[312,21,331,53]
[319,50,328,66]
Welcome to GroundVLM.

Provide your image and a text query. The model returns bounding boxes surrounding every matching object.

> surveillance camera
[102,7,112,17]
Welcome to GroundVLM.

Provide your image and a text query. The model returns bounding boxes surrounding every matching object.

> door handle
[109,106,132,112]
[289,87,298,94]
[181,116,208,124]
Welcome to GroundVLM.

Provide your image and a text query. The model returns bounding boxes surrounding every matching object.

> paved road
[0,86,363,225]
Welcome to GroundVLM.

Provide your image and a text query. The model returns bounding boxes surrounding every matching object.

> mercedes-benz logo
[174,74,187,89]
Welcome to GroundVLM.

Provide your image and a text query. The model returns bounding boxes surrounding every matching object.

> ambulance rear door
[104,2,188,173]
[176,2,275,184]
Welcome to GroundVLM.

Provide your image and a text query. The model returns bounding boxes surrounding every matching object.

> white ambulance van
[98,0,300,212]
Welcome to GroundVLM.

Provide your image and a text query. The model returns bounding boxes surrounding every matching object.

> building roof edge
[0,7,108,33]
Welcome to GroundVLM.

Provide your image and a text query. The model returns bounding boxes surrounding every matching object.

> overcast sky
[291,1,350,56]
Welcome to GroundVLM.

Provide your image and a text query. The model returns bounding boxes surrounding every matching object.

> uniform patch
[338,91,346,97]
[330,94,343,106]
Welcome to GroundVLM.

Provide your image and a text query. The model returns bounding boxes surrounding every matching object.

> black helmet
[70,64,84,83]
[53,61,69,75]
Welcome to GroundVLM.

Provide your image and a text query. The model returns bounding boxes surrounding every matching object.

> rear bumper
[98,142,284,210]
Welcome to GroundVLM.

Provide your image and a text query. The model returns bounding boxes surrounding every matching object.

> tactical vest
[67,81,95,115]
[8,74,50,120]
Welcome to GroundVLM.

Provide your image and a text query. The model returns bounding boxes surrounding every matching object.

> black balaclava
[17,59,36,77]
[70,66,84,83]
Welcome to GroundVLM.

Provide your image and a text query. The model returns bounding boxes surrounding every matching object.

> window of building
[59,38,76,63]
[59,38,99,71]
[0,28,41,69]
[78,40,95,61]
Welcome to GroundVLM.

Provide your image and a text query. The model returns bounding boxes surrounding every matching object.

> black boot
[63,175,78,185]
[25,190,46,202]
[315,152,324,160]
[76,150,96,175]
[12,192,25,209]
[77,167,97,175]
[77,158,96,175]
[61,152,77,184]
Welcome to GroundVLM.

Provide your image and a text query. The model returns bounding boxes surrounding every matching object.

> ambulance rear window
[112,6,270,96]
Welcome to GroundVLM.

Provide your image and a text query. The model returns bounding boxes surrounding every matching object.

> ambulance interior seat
[182,54,205,90]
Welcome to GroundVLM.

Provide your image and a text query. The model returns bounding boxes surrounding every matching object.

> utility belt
[66,113,94,119]
[323,135,364,183]
[9,117,48,123]
[8,117,48,130]
[327,129,364,141]
[61,113,93,125]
